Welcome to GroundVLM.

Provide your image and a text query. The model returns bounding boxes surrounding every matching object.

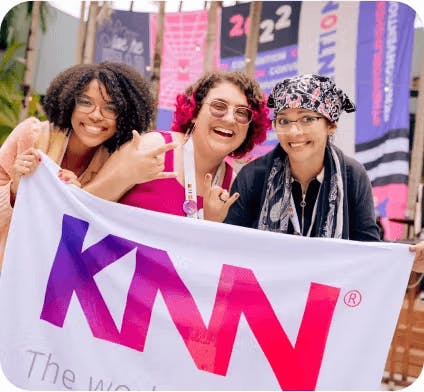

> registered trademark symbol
[343,290,362,307]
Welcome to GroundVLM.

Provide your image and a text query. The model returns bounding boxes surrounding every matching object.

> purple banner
[95,10,150,78]
[355,1,415,239]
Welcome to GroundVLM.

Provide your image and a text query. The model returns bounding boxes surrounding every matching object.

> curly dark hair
[43,62,153,152]
[171,71,271,158]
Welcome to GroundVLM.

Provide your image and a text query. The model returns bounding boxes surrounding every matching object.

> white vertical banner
[297,1,359,156]
[0,154,414,390]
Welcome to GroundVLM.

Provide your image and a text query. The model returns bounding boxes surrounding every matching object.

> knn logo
[41,215,340,390]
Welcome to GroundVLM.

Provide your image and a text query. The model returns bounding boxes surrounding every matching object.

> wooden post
[407,51,424,226]
[244,1,262,77]
[150,1,166,129]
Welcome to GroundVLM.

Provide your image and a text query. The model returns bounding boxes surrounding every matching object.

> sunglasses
[203,99,253,125]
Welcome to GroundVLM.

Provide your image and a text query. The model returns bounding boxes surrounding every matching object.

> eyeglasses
[203,100,253,125]
[75,97,118,120]
[274,115,323,133]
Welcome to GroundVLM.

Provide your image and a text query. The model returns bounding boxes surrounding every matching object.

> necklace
[289,184,321,236]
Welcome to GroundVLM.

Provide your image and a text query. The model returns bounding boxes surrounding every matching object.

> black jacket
[225,144,381,242]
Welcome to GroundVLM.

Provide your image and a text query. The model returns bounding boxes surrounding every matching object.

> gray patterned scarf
[258,144,344,238]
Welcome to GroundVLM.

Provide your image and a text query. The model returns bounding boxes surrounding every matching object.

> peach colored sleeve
[0,117,42,230]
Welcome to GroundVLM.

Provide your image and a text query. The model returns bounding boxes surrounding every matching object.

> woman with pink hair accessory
[86,70,271,222]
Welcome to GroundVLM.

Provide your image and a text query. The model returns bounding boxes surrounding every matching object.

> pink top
[0,117,109,269]
[119,131,233,216]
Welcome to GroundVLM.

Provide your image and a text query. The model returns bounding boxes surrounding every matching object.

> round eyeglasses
[75,97,118,120]
[274,115,323,133]
[203,99,253,125]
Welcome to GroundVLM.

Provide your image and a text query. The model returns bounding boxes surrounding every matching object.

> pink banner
[373,184,409,240]
[150,10,221,110]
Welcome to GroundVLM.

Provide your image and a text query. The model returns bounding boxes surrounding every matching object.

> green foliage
[0,1,49,49]
[0,43,45,145]
[0,7,14,50]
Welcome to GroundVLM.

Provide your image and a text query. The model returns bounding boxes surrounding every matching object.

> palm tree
[0,43,24,143]
[0,2,49,141]
[0,43,44,144]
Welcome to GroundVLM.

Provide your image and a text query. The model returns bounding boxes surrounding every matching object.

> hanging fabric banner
[150,10,221,130]
[0,154,413,390]
[354,2,415,239]
[94,10,151,78]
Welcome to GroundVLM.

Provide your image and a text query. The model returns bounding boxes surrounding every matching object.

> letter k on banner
[0,154,414,390]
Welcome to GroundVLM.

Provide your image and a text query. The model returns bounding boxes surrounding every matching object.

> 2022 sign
[221,2,301,58]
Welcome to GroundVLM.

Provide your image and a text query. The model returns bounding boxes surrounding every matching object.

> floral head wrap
[267,74,356,122]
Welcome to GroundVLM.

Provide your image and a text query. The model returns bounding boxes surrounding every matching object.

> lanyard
[182,137,224,219]
[289,187,320,237]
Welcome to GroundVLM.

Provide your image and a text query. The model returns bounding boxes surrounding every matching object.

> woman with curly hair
[86,70,271,221]
[0,61,157,269]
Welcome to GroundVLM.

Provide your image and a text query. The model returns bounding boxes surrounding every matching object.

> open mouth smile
[213,127,234,138]
[289,141,310,148]
[83,124,106,136]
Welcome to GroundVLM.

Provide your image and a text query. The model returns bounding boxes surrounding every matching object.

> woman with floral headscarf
[225,74,424,271]
[225,74,377,239]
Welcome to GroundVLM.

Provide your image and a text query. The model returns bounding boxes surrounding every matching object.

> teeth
[85,125,103,134]
[289,142,307,148]
[215,128,234,136]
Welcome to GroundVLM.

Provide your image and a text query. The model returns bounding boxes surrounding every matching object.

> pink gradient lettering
[41,215,341,390]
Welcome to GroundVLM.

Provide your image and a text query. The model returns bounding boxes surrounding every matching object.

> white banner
[297,1,359,156]
[0,154,414,390]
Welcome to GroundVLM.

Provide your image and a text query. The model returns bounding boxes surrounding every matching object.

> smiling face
[274,108,336,168]
[191,82,250,160]
[70,79,117,151]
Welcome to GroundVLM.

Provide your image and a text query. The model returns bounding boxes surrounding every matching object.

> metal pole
[407,51,424,236]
